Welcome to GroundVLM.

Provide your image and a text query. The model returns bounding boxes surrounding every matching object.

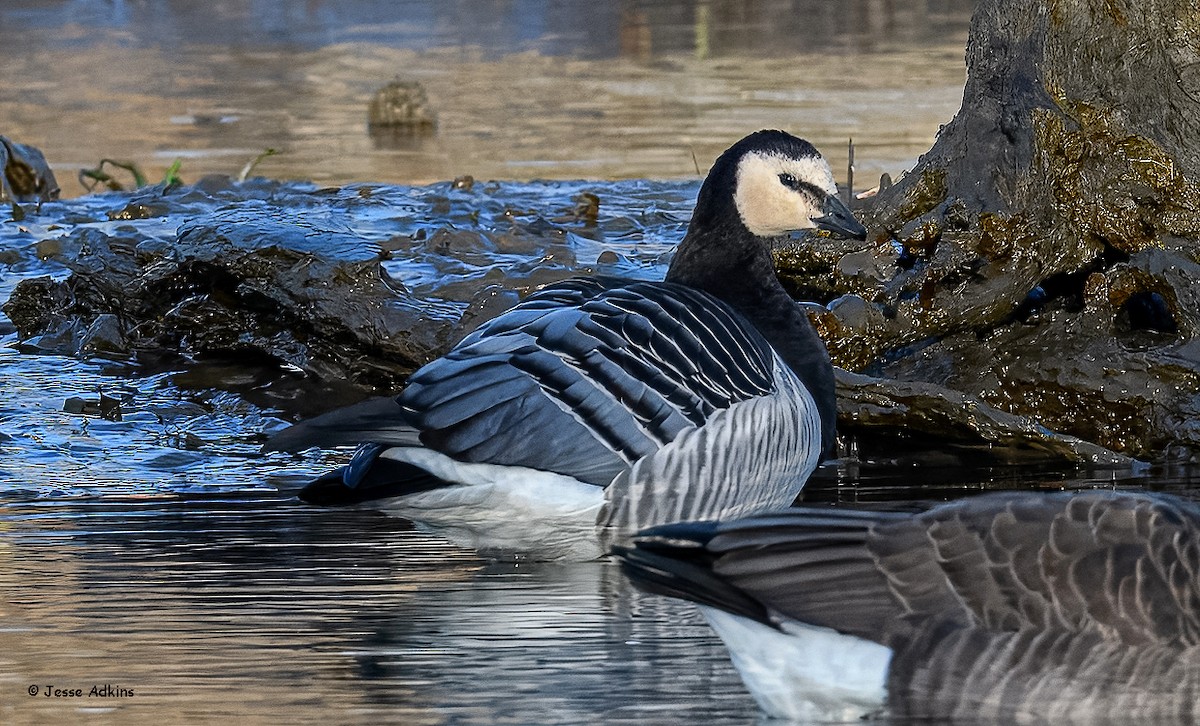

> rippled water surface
[4,2,1198,724]
[2,495,762,724]
[2,0,973,196]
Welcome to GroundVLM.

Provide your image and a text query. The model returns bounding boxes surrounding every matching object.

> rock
[4,204,457,393]
[62,392,123,421]
[835,368,1134,467]
[1,178,674,413]
[4,276,73,338]
[1,135,59,204]
[569,192,600,225]
[17,318,87,356]
[79,314,127,355]
[1,135,59,220]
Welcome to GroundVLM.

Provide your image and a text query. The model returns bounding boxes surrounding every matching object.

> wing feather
[620,491,1200,648]
[395,277,776,484]
[273,276,779,489]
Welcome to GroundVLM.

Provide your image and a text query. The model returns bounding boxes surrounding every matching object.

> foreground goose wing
[617,490,1200,721]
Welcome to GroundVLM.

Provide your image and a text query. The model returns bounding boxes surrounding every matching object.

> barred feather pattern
[399,277,779,489]
[874,493,1200,644]
[619,491,1200,721]
[892,619,1200,722]
[598,354,821,540]
[880,491,1200,720]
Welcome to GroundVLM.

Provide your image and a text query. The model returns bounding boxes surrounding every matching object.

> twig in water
[238,148,279,182]
[846,138,854,205]
[78,159,148,192]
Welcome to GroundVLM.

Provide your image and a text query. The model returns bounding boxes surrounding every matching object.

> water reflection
[4,474,1198,723]
[0,494,756,724]
[1,0,973,195]
[4,1,972,57]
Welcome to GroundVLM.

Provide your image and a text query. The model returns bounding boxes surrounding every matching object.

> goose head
[689,130,867,242]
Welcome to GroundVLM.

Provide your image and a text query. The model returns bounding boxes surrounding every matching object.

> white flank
[375,447,606,561]
[700,606,891,722]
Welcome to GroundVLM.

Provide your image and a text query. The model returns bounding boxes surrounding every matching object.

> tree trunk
[781,0,1200,459]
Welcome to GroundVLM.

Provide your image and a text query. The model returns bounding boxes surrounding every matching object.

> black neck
[666,220,790,309]
[666,220,838,459]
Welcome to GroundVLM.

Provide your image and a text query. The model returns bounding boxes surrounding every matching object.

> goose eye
[778,173,800,189]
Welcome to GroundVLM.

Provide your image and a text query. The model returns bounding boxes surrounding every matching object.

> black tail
[613,519,773,626]
[617,507,910,640]
[298,446,452,506]
[264,396,420,453]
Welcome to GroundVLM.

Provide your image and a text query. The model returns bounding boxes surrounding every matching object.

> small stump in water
[368,79,437,147]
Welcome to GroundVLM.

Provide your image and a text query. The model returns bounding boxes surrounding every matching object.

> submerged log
[778,0,1200,460]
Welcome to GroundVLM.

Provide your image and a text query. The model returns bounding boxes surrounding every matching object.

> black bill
[814,194,868,240]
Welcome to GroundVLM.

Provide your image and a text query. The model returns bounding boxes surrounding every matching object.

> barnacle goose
[267,130,867,560]
[616,490,1200,721]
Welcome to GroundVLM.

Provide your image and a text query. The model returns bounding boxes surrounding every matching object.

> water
[2,495,758,724]
[1,0,971,197]
[0,174,806,724]
[3,1,1197,723]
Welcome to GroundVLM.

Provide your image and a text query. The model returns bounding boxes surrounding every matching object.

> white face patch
[733,151,837,238]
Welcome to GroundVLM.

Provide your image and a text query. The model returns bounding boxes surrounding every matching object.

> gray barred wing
[399,277,777,486]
